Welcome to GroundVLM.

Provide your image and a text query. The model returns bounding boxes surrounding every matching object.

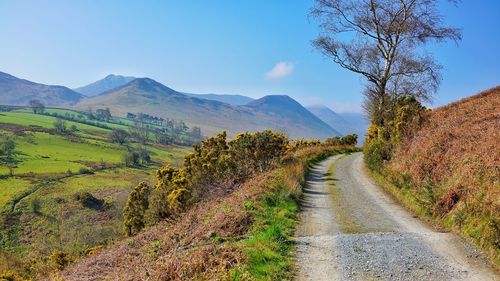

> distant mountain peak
[74,74,136,96]
[246,95,297,108]
[118,77,177,94]
[306,105,369,143]
[246,95,341,136]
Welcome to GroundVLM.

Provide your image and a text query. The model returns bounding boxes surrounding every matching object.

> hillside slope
[74,74,136,96]
[75,78,340,139]
[387,86,500,268]
[0,71,83,106]
[245,95,341,137]
[185,93,254,105]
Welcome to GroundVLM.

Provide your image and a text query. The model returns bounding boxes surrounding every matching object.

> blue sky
[0,0,499,112]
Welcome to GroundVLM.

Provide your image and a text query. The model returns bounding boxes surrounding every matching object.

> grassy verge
[368,169,500,271]
[233,146,357,280]
[368,170,432,222]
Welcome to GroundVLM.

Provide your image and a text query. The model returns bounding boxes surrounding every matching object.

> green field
[0,108,191,277]
[0,111,111,132]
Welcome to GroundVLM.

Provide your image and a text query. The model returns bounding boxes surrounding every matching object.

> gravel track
[294,152,498,281]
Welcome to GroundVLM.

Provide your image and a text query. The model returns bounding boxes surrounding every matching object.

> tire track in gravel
[294,152,498,281]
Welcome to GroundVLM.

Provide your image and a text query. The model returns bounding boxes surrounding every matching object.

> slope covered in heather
[387,86,500,268]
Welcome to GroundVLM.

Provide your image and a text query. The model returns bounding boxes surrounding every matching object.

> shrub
[139,130,290,230]
[78,167,94,174]
[49,250,70,270]
[228,130,289,176]
[122,151,140,167]
[146,165,188,225]
[287,139,321,151]
[0,269,23,281]
[73,191,106,210]
[123,182,151,236]
[30,198,42,215]
[53,118,67,133]
[363,96,427,172]
[364,138,391,171]
[325,134,358,146]
[341,134,358,146]
[137,147,151,164]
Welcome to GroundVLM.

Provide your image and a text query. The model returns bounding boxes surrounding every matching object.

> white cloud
[265,61,294,80]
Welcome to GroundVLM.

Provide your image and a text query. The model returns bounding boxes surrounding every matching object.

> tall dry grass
[388,86,500,267]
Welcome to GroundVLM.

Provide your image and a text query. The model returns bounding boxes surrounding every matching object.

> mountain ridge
[185,93,254,105]
[75,77,340,139]
[74,74,136,96]
[0,71,83,106]
[307,105,368,144]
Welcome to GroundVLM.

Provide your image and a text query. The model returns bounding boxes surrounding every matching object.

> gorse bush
[49,250,70,271]
[146,165,188,224]
[325,134,358,147]
[228,130,289,178]
[364,96,427,170]
[124,130,291,234]
[0,269,23,281]
[123,182,151,236]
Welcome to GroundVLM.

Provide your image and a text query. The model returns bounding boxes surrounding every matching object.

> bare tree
[311,0,461,125]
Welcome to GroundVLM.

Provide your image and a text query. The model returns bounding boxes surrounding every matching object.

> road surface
[294,153,498,281]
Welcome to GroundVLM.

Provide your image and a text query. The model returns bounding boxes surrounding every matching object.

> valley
[0,107,190,276]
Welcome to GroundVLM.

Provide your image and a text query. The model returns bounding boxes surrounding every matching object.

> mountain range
[0,71,83,106]
[0,71,367,140]
[306,105,368,144]
[74,78,340,139]
[74,74,255,105]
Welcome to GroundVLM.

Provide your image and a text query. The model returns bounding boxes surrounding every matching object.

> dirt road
[294,153,498,281]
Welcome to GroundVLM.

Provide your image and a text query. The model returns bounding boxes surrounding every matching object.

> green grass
[0,111,110,132]
[0,178,33,208]
[0,132,124,175]
[243,186,298,280]
[231,148,355,280]
[41,168,153,196]
[0,109,192,277]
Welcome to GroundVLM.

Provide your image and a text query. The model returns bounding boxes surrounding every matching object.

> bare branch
[310,0,461,125]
